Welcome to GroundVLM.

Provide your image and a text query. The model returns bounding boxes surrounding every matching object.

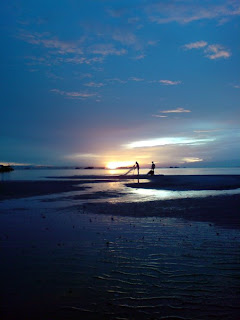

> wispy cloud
[233,85,240,89]
[128,17,140,24]
[106,78,127,84]
[84,82,104,88]
[133,54,145,60]
[19,31,83,55]
[148,1,240,25]
[65,153,100,159]
[147,40,159,46]
[64,56,104,64]
[160,107,191,113]
[182,157,203,163]
[204,44,231,60]
[194,129,221,133]
[159,80,182,85]
[50,89,96,99]
[90,44,127,56]
[129,77,144,82]
[46,72,63,80]
[125,137,215,149]
[111,30,137,46]
[183,41,231,60]
[183,41,208,50]
[152,114,168,118]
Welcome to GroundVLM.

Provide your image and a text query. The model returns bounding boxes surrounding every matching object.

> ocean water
[1,167,240,181]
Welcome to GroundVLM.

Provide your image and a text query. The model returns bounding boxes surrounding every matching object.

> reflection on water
[1,180,240,212]
[130,186,240,201]
[0,205,240,319]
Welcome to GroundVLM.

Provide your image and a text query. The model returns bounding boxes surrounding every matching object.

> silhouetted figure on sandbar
[151,161,155,174]
[148,161,155,176]
[135,161,140,176]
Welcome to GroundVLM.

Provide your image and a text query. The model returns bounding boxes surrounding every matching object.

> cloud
[159,80,182,85]
[19,31,83,55]
[111,30,137,46]
[65,153,100,159]
[181,157,203,163]
[46,72,63,80]
[160,107,191,113]
[147,40,159,46]
[152,114,168,118]
[183,41,208,49]
[233,85,240,89]
[106,78,127,84]
[194,129,221,133]
[129,77,144,82]
[148,1,240,25]
[133,54,145,60]
[204,44,231,60]
[183,41,231,60]
[50,89,96,99]
[90,44,127,56]
[124,137,215,149]
[64,56,104,64]
[84,82,104,88]
[128,17,140,24]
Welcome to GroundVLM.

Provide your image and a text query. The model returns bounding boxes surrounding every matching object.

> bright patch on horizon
[106,161,134,169]
[125,137,215,149]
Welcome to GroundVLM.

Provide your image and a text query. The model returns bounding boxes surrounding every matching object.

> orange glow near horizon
[106,161,134,169]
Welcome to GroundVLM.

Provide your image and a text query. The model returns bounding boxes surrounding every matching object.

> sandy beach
[1,174,240,319]
[1,175,240,229]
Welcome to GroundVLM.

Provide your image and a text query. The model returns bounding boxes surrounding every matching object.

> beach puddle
[129,186,240,201]
[1,180,240,211]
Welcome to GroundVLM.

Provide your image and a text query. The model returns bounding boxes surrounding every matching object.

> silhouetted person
[135,161,140,176]
[151,161,155,174]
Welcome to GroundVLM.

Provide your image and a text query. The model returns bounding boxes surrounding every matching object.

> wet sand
[125,174,240,190]
[0,180,97,200]
[48,173,240,190]
[1,175,240,319]
[1,175,240,229]
[84,194,240,229]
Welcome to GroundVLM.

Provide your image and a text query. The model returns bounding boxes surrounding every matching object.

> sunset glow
[106,161,134,170]
[0,0,239,167]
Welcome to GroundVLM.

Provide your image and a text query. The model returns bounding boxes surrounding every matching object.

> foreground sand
[1,175,240,229]
[1,175,240,319]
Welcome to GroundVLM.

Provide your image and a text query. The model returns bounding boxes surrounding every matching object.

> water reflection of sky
[129,187,240,201]
[1,180,240,212]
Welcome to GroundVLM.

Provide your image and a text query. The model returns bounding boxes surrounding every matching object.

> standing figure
[151,161,155,175]
[135,161,140,176]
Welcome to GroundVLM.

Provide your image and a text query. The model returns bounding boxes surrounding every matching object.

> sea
[1,166,240,181]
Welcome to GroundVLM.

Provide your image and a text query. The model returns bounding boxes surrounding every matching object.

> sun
[106,161,134,170]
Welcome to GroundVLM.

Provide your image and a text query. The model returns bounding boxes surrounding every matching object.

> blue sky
[1,0,240,167]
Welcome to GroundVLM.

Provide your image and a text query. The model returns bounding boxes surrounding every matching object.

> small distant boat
[0,165,14,173]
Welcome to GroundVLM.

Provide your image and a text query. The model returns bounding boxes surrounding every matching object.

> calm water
[1,167,240,181]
